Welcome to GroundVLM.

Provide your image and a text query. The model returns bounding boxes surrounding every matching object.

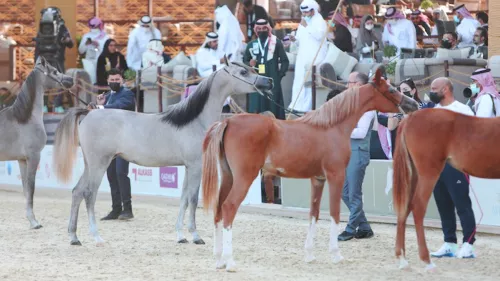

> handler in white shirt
[428,77,477,259]
[338,72,376,242]
[452,4,480,48]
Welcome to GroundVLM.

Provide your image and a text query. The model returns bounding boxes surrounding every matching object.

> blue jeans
[433,163,476,244]
[342,148,371,234]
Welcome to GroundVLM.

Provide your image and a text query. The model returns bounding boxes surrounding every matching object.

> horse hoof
[305,255,316,263]
[398,258,409,270]
[70,240,82,246]
[32,224,43,230]
[178,238,189,244]
[225,261,237,272]
[332,255,344,264]
[424,263,436,273]
[216,261,226,269]
[193,239,205,245]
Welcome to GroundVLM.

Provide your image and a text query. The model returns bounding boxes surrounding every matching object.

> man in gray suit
[338,72,375,241]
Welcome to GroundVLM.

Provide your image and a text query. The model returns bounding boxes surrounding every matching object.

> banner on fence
[0,145,262,206]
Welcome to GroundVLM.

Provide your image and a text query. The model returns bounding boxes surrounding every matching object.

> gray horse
[0,56,74,228]
[52,60,273,246]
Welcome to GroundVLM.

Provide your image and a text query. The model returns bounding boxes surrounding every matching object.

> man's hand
[289,34,296,42]
[61,37,71,44]
[87,102,97,110]
[97,94,106,105]
[300,18,307,27]
[249,59,257,67]
[91,40,99,47]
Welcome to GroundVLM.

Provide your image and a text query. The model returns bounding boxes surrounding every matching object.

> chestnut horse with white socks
[201,69,419,271]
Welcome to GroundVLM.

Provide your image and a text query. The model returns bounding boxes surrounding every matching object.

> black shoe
[101,209,121,220]
[338,231,355,241]
[118,209,134,220]
[355,229,374,239]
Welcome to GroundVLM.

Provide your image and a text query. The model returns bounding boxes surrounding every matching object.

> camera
[463,87,472,99]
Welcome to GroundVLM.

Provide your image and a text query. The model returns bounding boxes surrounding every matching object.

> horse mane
[296,87,360,128]
[160,72,216,128]
[11,70,38,123]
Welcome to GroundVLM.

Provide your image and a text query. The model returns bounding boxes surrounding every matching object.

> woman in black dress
[96,39,128,87]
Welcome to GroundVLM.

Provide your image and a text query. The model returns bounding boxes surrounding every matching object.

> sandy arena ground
[1,185,499,281]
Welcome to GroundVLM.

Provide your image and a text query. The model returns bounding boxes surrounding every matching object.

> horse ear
[374,68,382,85]
[223,54,229,66]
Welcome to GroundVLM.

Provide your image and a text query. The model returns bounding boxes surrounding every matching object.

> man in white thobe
[126,15,162,71]
[452,4,480,48]
[78,17,109,84]
[381,7,416,55]
[288,0,327,113]
[195,32,225,77]
[195,31,230,107]
[215,5,245,63]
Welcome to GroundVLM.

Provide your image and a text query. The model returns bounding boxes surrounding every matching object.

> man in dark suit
[88,68,136,220]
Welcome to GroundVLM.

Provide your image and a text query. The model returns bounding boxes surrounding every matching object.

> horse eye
[240,69,248,75]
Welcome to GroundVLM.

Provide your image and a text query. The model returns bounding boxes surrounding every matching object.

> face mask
[402,91,412,97]
[429,91,444,104]
[365,24,374,31]
[109,82,121,92]
[454,15,460,23]
[441,39,452,49]
[387,19,396,25]
[257,31,268,42]
[303,16,311,23]
[470,83,480,95]
[90,28,100,33]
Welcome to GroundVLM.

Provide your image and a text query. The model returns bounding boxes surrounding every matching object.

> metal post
[136,69,141,112]
[157,66,163,112]
[444,60,449,77]
[311,65,317,110]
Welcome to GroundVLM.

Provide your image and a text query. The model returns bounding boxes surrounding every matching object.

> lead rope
[463,173,483,245]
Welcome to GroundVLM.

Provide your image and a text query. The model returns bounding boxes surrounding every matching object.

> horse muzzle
[400,95,419,113]
[255,76,274,91]
[61,75,75,88]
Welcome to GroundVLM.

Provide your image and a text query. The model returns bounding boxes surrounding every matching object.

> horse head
[219,55,274,96]
[368,68,419,114]
[35,56,74,90]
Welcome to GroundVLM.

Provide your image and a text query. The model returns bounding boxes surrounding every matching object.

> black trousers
[433,163,476,244]
[107,156,132,211]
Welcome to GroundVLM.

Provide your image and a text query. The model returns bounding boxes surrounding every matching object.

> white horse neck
[197,73,233,129]
[11,70,45,124]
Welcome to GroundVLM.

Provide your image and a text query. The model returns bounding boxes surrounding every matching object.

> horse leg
[263,174,275,203]
[214,163,233,269]
[396,172,417,270]
[175,165,192,244]
[185,164,205,244]
[220,168,260,272]
[326,169,345,263]
[304,176,325,263]
[85,171,107,246]
[19,154,42,229]
[69,170,87,245]
[412,177,437,272]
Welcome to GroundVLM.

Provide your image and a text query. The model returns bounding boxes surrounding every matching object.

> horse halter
[369,81,407,115]
[34,61,89,106]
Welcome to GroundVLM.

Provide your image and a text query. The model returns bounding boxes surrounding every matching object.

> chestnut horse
[393,108,500,271]
[201,69,419,272]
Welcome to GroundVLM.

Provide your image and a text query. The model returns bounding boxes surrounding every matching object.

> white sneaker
[431,242,458,258]
[457,242,476,259]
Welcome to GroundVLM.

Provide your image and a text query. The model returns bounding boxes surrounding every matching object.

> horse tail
[392,119,415,219]
[53,107,89,184]
[202,120,228,213]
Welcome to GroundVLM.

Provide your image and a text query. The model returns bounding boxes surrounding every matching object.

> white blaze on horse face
[329,217,344,263]
[304,216,317,263]
[222,227,236,272]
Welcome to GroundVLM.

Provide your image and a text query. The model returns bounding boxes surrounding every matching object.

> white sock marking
[330,217,344,263]
[304,216,316,262]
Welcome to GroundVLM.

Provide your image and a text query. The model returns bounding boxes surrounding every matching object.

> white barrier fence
[0,145,263,206]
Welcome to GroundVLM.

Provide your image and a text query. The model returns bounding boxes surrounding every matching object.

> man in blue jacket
[88,68,136,220]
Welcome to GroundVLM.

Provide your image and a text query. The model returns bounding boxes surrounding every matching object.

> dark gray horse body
[0,57,74,228]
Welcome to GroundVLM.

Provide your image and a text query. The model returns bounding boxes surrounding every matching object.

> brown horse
[393,107,500,271]
[201,69,419,272]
